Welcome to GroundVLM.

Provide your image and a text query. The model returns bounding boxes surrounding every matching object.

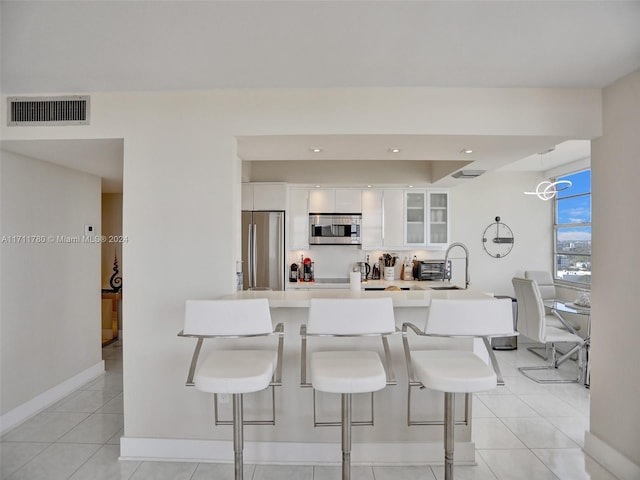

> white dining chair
[525,270,580,331]
[512,277,585,383]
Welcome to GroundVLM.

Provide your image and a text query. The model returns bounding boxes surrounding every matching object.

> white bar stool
[178,299,284,480]
[402,298,515,480]
[300,297,397,480]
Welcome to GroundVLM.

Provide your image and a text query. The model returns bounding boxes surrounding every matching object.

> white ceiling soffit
[238,134,574,186]
[237,134,568,163]
[2,1,640,94]
[0,139,124,193]
[247,160,472,186]
[500,139,591,172]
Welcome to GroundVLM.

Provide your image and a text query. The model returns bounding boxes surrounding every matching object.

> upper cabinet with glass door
[403,189,449,248]
[428,191,449,247]
[404,190,427,246]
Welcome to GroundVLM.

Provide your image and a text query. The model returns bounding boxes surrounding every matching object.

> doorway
[101,193,123,345]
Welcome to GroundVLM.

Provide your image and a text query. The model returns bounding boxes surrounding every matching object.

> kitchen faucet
[444,242,470,289]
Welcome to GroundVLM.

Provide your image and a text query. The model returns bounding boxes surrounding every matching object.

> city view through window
[554,169,591,286]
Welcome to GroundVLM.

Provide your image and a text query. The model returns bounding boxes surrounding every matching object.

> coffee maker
[302,257,314,282]
[357,258,371,282]
[289,262,299,282]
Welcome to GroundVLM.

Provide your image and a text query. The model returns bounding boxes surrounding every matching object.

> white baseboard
[120,436,476,466]
[0,360,105,435]
[584,432,640,480]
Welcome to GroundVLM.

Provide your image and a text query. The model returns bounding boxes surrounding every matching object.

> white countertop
[220,284,492,308]
[286,278,449,290]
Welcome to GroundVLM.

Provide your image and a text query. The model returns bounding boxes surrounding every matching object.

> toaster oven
[413,260,451,281]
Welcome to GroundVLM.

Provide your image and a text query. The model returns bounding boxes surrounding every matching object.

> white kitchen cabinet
[242,183,288,211]
[254,183,287,210]
[362,189,415,250]
[404,189,427,246]
[309,188,334,213]
[383,189,405,248]
[335,188,362,213]
[361,189,383,249]
[288,187,309,250]
[309,188,362,213]
[241,183,254,210]
[427,190,449,246]
[287,185,448,251]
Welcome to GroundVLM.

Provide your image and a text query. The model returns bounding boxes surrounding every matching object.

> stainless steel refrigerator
[241,211,285,291]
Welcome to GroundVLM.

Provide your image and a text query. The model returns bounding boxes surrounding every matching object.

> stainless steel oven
[309,214,361,245]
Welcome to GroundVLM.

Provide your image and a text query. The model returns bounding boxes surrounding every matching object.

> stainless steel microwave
[309,213,362,245]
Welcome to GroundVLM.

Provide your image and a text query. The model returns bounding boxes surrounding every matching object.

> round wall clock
[482,216,514,258]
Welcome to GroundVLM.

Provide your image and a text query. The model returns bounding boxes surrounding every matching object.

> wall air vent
[8,95,90,126]
[451,170,486,179]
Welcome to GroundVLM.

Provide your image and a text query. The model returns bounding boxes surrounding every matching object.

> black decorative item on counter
[289,263,299,282]
[109,252,122,292]
[371,262,380,280]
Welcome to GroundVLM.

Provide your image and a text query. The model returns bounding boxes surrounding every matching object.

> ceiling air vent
[452,170,485,179]
[8,95,90,126]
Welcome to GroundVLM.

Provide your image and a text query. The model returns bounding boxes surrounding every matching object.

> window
[554,169,591,286]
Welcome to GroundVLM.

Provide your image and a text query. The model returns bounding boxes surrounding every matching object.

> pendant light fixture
[524,148,572,200]
[524,180,572,200]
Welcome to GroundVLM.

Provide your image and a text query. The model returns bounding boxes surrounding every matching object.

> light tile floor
[1,341,619,480]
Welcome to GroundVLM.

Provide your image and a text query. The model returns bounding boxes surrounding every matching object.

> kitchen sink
[363,285,424,291]
[314,277,350,284]
[430,285,463,290]
[364,287,411,291]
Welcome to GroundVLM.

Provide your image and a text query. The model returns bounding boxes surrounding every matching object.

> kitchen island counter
[171,286,496,467]
[223,283,490,307]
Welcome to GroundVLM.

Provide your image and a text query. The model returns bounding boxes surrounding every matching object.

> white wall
[448,170,553,296]
[587,70,640,474]
[0,151,102,426]
[0,86,602,452]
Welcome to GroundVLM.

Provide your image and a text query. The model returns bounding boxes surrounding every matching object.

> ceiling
[1,139,124,193]
[3,1,639,93]
[1,1,638,189]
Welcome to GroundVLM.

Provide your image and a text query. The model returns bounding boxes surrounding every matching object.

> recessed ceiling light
[389,148,401,153]
[366,184,373,188]
[460,148,473,154]
[314,185,321,188]
[310,147,323,153]
[408,185,414,188]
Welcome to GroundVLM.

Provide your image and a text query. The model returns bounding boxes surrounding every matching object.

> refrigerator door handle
[252,223,258,287]
[277,213,284,290]
[247,222,254,289]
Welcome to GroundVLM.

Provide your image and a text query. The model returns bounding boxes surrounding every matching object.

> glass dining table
[544,299,591,387]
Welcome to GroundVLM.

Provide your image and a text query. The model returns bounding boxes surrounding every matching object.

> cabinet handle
[381,192,385,244]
